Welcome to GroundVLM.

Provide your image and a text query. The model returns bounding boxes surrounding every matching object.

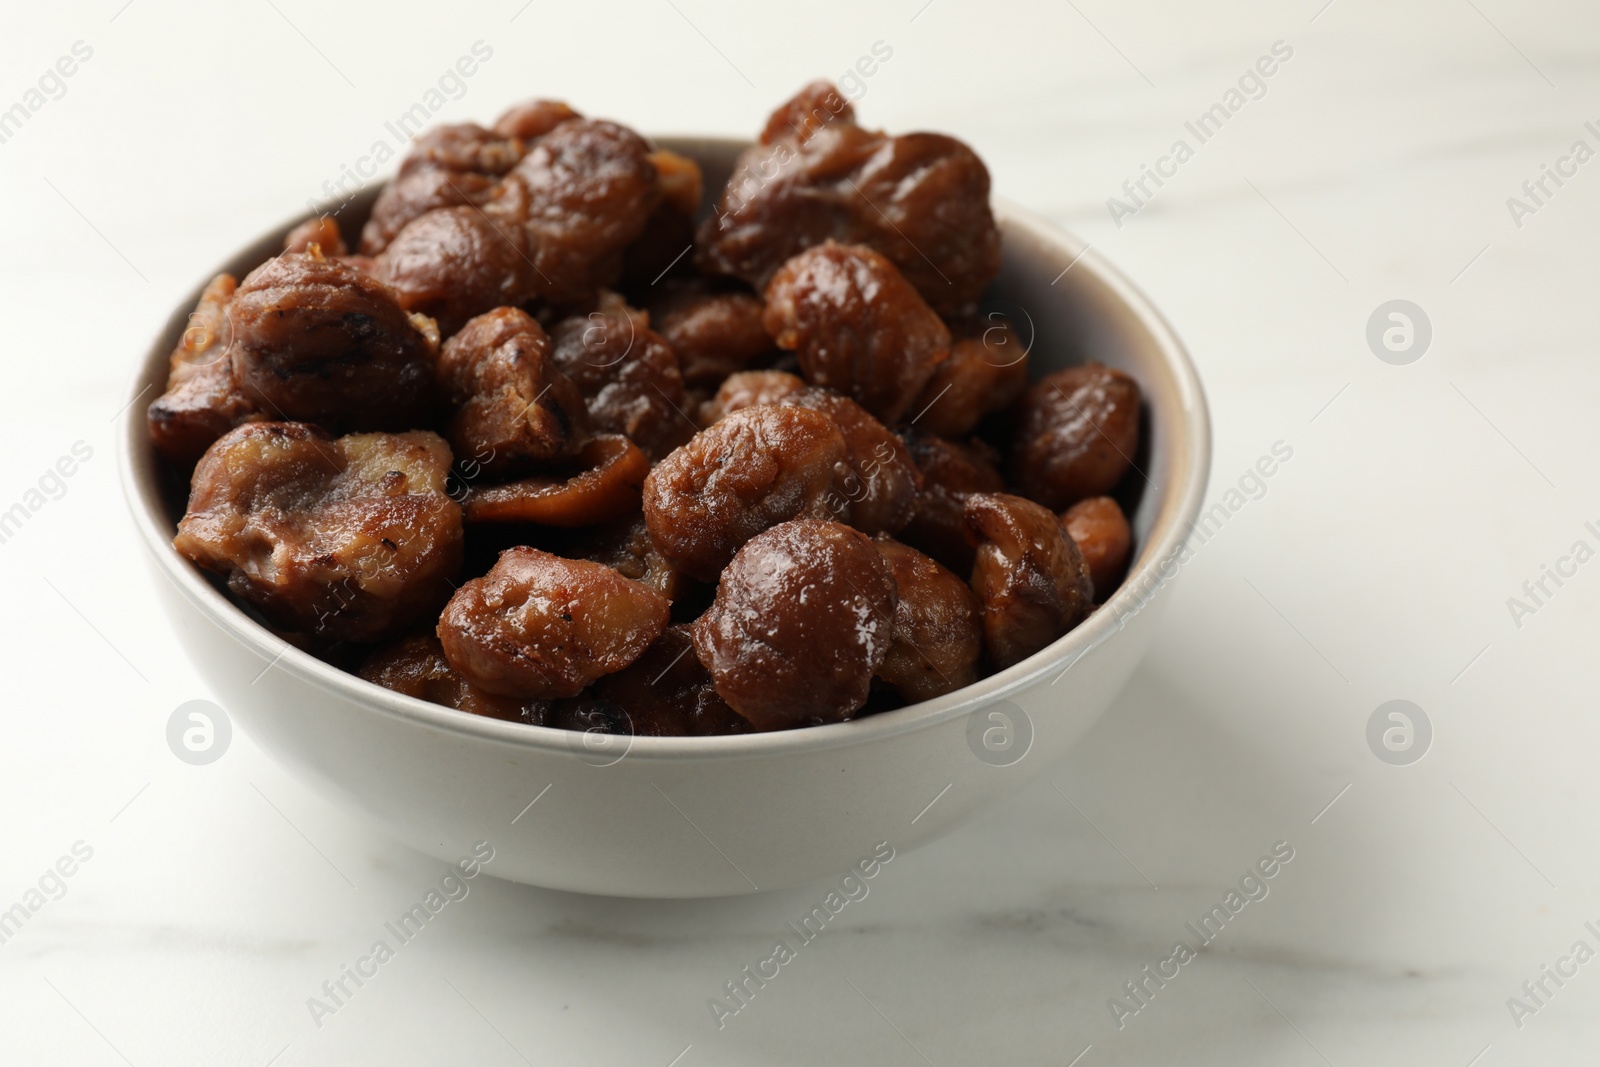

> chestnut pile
[152,81,1143,736]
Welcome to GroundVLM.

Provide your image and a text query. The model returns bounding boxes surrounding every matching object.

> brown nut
[437,307,589,476]
[227,253,438,433]
[762,242,950,424]
[872,536,982,703]
[549,292,692,459]
[174,423,463,643]
[359,633,549,725]
[284,216,347,256]
[698,369,807,426]
[781,387,921,535]
[642,404,847,582]
[375,206,535,338]
[1061,496,1132,601]
[359,123,526,255]
[896,429,1004,574]
[437,545,669,699]
[692,519,897,729]
[909,314,1029,437]
[1010,363,1142,510]
[698,81,1000,316]
[647,281,774,391]
[592,625,750,736]
[964,492,1093,669]
[147,274,264,465]
[491,99,581,142]
[760,79,856,145]
[509,119,662,304]
[463,434,648,527]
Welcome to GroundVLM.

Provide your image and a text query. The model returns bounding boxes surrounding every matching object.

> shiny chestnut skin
[964,492,1094,669]
[646,281,774,391]
[174,423,463,643]
[692,519,897,729]
[1010,363,1142,510]
[284,216,347,256]
[360,123,526,255]
[376,206,535,338]
[491,98,581,141]
[763,242,950,424]
[709,381,919,533]
[147,274,263,465]
[872,536,982,703]
[436,307,589,477]
[549,292,692,460]
[509,119,662,305]
[698,369,806,426]
[226,253,438,433]
[642,404,847,582]
[698,80,1000,316]
[1061,495,1132,601]
[909,314,1029,438]
[437,546,669,699]
[780,388,920,535]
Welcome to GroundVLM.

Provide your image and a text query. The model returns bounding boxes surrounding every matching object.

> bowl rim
[120,139,1211,762]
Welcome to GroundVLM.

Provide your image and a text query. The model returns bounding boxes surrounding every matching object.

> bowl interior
[121,136,1210,758]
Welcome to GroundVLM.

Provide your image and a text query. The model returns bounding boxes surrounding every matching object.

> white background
[3,1,1599,1064]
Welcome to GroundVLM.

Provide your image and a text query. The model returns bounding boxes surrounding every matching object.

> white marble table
[2,1,1598,1063]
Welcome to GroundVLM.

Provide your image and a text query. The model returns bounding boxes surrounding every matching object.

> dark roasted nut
[909,315,1028,437]
[698,81,1000,315]
[375,206,535,338]
[692,519,896,729]
[897,429,1004,573]
[359,634,550,725]
[964,492,1093,669]
[759,78,855,145]
[147,274,264,465]
[763,242,950,424]
[706,380,918,533]
[491,99,581,142]
[647,281,773,391]
[549,292,692,459]
[401,123,526,177]
[174,423,463,643]
[360,123,526,255]
[463,434,647,526]
[227,253,438,432]
[593,625,750,736]
[1061,496,1132,601]
[642,404,847,582]
[437,307,589,476]
[509,119,661,304]
[580,515,690,602]
[698,369,806,425]
[781,388,920,535]
[846,131,1001,314]
[362,167,499,256]
[284,216,347,256]
[1010,362,1142,510]
[437,545,669,699]
[872,536,982,702]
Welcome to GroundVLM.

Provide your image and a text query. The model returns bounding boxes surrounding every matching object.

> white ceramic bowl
[122,138,1210,897]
